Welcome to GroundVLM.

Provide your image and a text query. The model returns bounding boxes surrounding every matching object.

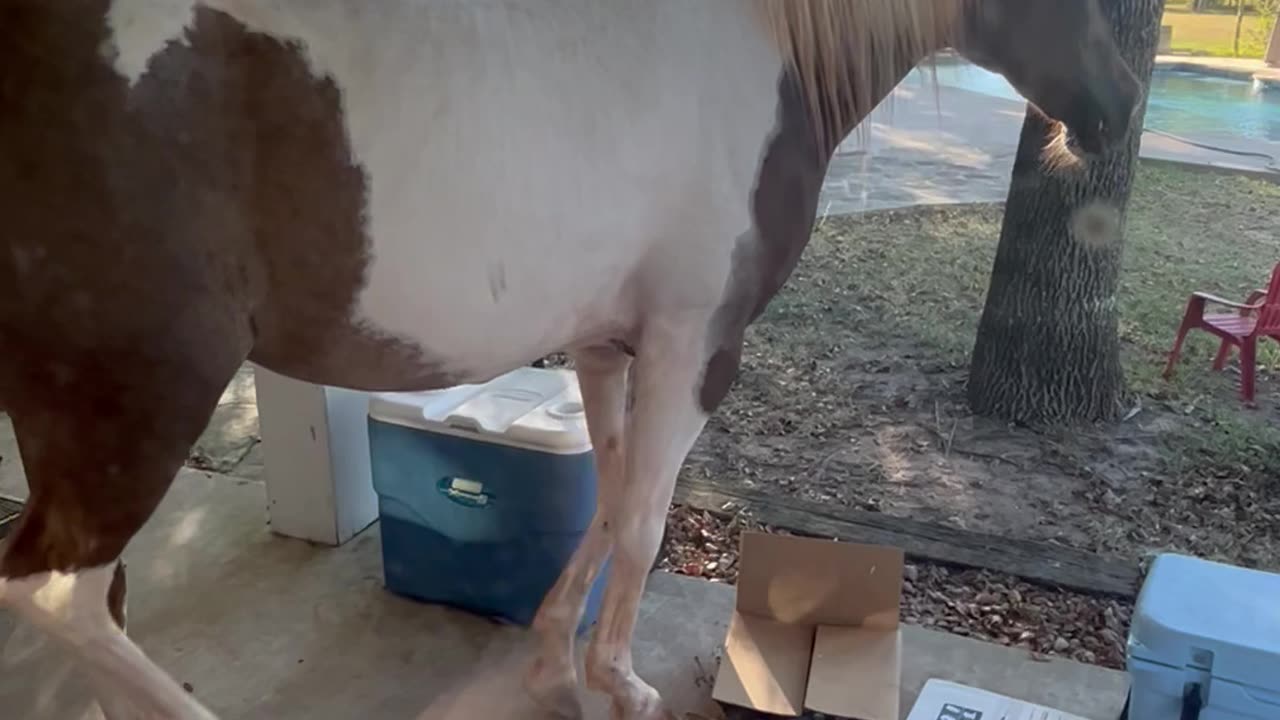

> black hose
[1146,127,1280,172]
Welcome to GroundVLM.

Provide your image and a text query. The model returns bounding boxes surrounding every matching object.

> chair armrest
[1245,289,1268,306]
[1191,291,1263,312]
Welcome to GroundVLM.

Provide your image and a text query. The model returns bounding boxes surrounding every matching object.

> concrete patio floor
[0,469,1129,720]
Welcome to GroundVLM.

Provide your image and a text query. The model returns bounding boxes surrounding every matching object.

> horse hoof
[531,686,584,720]
[525,662,584,720]
[609,690,673,720]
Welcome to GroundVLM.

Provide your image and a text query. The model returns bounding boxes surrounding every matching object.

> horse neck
[767,0,961,155]
[802,46,942,159]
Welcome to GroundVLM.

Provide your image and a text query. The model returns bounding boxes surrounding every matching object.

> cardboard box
[712,532,904,720]
[906,679,1088,720]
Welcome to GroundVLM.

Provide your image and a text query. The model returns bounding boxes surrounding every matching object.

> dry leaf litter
[657,503,1133,671]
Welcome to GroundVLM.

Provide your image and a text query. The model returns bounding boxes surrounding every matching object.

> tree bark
[1268,12,1280,66]
[1234,0,1246,57]
[967,0,1166,425]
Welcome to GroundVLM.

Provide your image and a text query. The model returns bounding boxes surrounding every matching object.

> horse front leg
[525,345,632,718]
[0,319,247,720]
[584,318,726,720]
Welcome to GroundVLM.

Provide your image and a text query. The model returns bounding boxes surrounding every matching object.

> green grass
[1162,9,1272,58]
[806,161,1280,477]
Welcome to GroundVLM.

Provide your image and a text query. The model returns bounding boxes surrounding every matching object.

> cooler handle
[437,477,493,508]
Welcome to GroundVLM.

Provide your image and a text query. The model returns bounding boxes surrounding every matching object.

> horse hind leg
[524,345,632,718]
[584,319,729,720]
[0,351,244,719]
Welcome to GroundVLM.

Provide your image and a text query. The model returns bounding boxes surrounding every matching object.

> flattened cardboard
[735,533,903,628]
[806,626,902,720]
[713,532,905,720]
[716,612,812,715]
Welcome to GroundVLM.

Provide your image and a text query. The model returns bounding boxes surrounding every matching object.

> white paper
[907,679,1090,720]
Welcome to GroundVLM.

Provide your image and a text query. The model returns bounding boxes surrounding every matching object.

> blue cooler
[1124,553,1280,720]
[367,367,607,634]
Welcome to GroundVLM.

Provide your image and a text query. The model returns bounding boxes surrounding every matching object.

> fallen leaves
[655,505,764,583]
[658,504,1134,671]
[900,561,1133,668]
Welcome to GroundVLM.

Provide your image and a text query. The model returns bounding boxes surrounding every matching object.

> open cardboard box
[712,532,904,720]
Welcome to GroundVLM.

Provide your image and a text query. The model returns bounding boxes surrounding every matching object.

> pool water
[908,63,1280,143]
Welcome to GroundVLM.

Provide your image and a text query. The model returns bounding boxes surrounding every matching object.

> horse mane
[752,0,963,151]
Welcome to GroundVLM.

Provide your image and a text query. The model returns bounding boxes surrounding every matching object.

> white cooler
[1124,553,1280,720]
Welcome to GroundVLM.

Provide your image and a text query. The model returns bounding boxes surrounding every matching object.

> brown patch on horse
[699,20,946,413]
[230,24,458,389]
[0,3,444,579]
[699,2,960,413]
[698,72,825,414]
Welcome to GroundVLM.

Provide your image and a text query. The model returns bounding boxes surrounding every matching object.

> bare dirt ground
[682,166,1280,575]
[686,333,1278,570]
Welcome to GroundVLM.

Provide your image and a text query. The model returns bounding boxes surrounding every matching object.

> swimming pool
[908,62,1280,143]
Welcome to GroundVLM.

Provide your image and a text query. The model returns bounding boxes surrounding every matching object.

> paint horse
[0,1,1140,718]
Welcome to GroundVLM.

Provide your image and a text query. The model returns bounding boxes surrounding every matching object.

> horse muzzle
[1068,68,1144,157]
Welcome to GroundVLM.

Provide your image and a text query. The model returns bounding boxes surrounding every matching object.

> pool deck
[1156,54,1266,77]
[938,50,1278,84]
[1255,67,1280,88]
[819,71,1280,215]
[1155,53,1280,87]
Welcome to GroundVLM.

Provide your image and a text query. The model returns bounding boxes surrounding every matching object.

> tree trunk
[1259,9,1280,64]
[967,0,1166,425]
[1234,0,1246,56]
[1268,12,1280,66]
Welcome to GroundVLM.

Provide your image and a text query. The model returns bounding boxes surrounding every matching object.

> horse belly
[211,0,784,391]
[325,1,783,385]
[353,219,643,382]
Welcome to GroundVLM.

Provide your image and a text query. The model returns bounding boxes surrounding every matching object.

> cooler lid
[367,367,592,455]
[1129,553,1280,692]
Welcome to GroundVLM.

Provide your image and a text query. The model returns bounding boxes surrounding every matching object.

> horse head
[953,0,1145,157]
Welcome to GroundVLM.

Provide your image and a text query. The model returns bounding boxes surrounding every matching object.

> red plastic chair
[1163,261,1280,406]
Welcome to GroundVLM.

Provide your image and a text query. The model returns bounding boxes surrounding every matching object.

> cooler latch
[1180,681,1204,720]
[1118,679,1206,720]
[1179,651,1211,720]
